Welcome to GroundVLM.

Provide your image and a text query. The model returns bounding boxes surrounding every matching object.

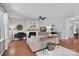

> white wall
[9,19,39,34]
[10,19,27,32]
[46,18,66,39]
[10,17,68,39]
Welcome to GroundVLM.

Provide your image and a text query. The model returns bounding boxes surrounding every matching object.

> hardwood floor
[3,40,37,56]
[3,37,79,56]
[60,37,79,52]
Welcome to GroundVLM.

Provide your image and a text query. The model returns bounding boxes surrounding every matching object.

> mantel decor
[40,27,46,32]
[16,24,23,31]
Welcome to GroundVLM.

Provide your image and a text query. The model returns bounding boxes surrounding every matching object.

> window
[0,14,5,40]
[0,15,1,39]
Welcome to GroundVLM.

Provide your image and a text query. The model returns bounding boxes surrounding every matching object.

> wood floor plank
[60,38,79,52]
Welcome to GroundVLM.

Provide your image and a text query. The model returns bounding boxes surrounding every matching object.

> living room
[0,3,79,56]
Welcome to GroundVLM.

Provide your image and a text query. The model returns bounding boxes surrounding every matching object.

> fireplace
[28,32,36,38]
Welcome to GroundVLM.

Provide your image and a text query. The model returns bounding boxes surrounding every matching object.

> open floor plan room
[0,3,79,56]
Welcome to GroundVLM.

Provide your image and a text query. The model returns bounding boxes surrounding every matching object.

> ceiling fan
[39,16,46,20]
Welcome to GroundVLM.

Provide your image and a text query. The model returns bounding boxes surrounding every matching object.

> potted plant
[51,25,55,32]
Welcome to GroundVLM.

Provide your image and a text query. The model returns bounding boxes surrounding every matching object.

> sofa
[27,35,59,52]
[14,32,27,40]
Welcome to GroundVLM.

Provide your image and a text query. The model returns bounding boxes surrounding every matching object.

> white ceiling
[3,3,79,21]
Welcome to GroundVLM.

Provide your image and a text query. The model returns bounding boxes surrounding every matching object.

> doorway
[73,21,79,38]
[69,17,79,39]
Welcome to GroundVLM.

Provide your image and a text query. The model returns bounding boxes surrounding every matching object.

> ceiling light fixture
[39,16,46,20]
